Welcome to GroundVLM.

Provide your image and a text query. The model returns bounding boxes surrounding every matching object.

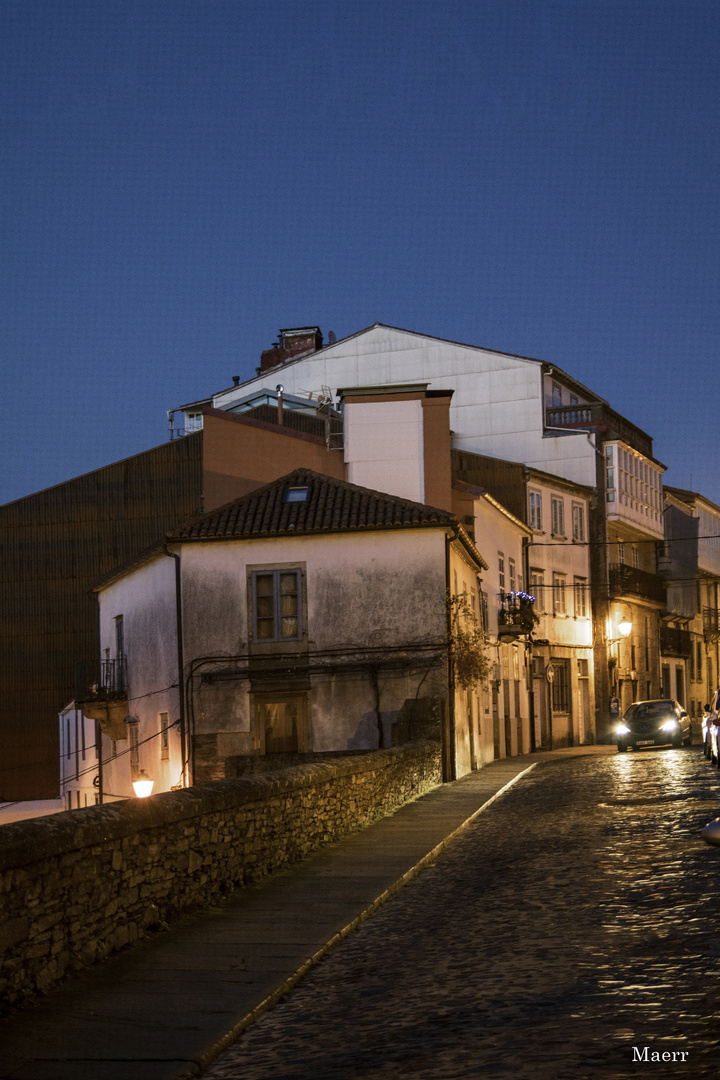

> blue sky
[2,0,718,506]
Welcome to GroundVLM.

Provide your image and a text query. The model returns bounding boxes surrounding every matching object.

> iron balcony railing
[704,608,720,639]
[497,592,538,637]
[659,626,692,658]
[608,563,665,605]
[545,403,653,458]
[74,657,127,703]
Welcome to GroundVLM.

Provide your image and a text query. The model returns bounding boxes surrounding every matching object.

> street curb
[169,762,536,1080]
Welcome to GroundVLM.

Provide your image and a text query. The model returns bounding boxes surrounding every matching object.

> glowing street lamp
[132,770,154,798]
[617,619,633,638]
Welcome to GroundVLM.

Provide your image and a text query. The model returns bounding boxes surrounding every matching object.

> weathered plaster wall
[0,742,441,1008]
[179,530,449,759]
[98,555,183,797]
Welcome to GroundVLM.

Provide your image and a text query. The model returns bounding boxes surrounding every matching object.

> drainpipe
[522,535,536,752]
[276,384,284,427]
[162,544,189,787]
[95,720,104,805]
[444,529,458,782]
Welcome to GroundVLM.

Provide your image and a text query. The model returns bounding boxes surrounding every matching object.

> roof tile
[170,469,457,540]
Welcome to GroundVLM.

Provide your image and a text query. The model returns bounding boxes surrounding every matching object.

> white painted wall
[344,398,425,503]
[213,325,598,488]
[97,555,183,798]
[58,703,98,810]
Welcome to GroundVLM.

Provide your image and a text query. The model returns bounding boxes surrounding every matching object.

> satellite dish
[328,330,336,344]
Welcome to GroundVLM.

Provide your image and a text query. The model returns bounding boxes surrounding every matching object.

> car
[615,699,692,752]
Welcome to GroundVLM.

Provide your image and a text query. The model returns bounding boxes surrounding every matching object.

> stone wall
[0,741,441,1008]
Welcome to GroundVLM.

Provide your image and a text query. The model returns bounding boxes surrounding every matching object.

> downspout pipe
[162,543,189,787]
[444,528,458,782]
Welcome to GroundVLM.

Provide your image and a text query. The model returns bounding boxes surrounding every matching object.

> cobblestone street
[204,748,720,1080]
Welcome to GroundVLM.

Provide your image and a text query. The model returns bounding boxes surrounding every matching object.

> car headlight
[616,723,630,735]
[660,719,678,732]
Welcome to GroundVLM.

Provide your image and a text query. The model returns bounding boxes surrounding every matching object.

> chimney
[259,326,323,373]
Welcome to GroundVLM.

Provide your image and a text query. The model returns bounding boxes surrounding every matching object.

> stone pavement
[0,747,613,1080]
[203,744,720,1080]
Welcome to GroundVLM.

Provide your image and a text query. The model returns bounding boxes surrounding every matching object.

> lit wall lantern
[617,619,633,638]
[132,770,154,798]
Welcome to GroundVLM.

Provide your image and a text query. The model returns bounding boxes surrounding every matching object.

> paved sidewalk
[0,747,615,1080]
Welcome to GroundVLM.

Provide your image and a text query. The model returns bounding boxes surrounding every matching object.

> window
[160,712,169,760]
[254,692,310,754]
[478,589,489,631]
[553,573,567,616]
[529,491,542,530]
[252,569,302,642]
[551,498,565,538]
[571,503,585,542]
[697,642,703,681]
[509,558,517,594]
[186,412,203,432]
[285,485,309,503]
[498,553,505,592]
[551,660,570,711]
[551,381,562,407]
[114,615,126,691]
[617,542,625,565]
[574,577,587,618]
[129,721,139,776]
[530,570,544,612]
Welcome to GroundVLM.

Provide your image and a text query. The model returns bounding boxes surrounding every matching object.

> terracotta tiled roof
[170,469,458,540]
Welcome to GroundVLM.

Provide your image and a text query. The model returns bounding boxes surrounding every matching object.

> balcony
[659,626,692,658]
[545,402,653,458]
[497,592,539,639]
[608,563,665,605]
[704,608,720,641]
[74,658,128,739]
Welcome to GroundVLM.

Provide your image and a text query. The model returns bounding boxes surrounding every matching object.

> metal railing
[545,403,653,458]
[704,608,720,639]
[659,626,692,658]
[608,563,665,604]
[74,657,127,702]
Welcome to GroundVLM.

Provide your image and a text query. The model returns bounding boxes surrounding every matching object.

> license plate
[636,739,655,746]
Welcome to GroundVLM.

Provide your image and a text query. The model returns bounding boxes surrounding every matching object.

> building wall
[0,435,204,800]
[181,530,450,778]
[97,555,182,799]
[96,529,461,790]
[201,409,345,510]
[344,398,425,503]
[58,704,98,811]
[1,406,356,801]
[470,495,532,762]
[214,325,598,489]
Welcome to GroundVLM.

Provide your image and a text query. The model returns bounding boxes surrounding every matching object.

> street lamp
[132,770,154,798]
[617,619,633,638]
